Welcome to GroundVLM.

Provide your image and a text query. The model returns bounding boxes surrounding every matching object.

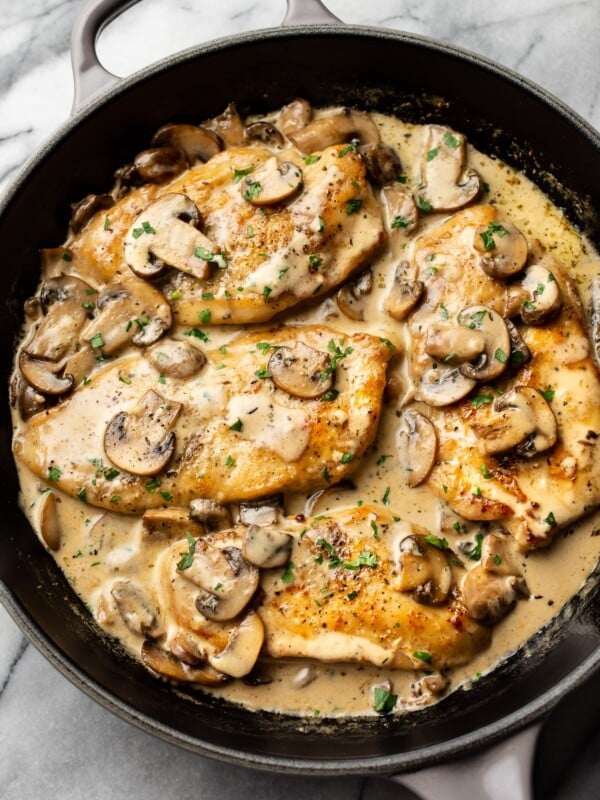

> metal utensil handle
[70,0,342,112]
[394,724,542,800]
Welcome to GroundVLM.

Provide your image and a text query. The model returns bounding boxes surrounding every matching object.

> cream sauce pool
[12,108,600,717]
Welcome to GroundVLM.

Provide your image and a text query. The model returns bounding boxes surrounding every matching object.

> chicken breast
[402,205,600,549]
[14,325,390,513]
[151,505,490,677]
[68,145,385,324]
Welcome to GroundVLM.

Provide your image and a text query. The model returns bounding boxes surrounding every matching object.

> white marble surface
[0,1,599,798]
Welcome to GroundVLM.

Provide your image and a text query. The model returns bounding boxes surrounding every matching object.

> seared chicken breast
[68,145,385,324]
[14,326,390,513]
[401,205,600,549]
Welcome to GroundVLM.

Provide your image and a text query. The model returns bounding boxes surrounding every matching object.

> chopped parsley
[225,455,235,467]
[338,141,359,157]
[479,221,508,251]
[321,388,339,402]
[382,486,391,505]
[303,153,321,164]
[345,198,363,215]
[481,464,494,479]
[322,466,331,483]
[262,285,272,302]
[340,452,355,464]
[439,304,449,320]
[308,254,323,271]
[426,147,440,161]
[89,333,105,349]
[380,337,396,350]
[145,478,161,493]
[254,368,272,379]
[443,132,460,149]
[494,348,508,364]
[413,650,432,664]
[538,387,555,402]
[343,550,377,570]
[185,327,210,343]
[48,466,61,481]
[118,375,132,385]
[373,687,398,714]
[281,562,295,584]
[321,338,353,380]
[232,164,255,184]
[131,220,156,238]
[544,511,557,526]
[465,532,484,561]
[416,195,433,212]
[425,534,448,550]
[229,418,243,432]
[176,532,196,571]
[471,393,494,408]
[391,215,411,229]
[377,454,392,466]
[243,180,262,201]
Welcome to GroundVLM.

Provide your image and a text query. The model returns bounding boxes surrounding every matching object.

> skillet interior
[1,26,600,773]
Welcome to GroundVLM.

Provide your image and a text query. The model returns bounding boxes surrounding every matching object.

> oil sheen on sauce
[12,109,600,717]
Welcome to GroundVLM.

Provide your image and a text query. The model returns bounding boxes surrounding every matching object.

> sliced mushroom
[142,507,206,542]
[189,498,232,530]
[303,481,355,517]
[268,340,332,399]
[19,352,73,396]
[152,123,222,164]
[505,319,530,369]
[81,278,172,354]
[461,565,529,624]
[418,366,476,407]
[245,121,284,147]
[278,98,313,136]
[110,579,161,637]
[480,530,523,577]
[397,409,438,488]
[519,261,562,324]
[393,533,453,605]
[141,640,228,686]
[133,146,186,183]
[62,345,97,386]
[382,184,418,234]
[104,389,182,476]
[417,125,481,211]
[24,275,92,362]
[146,338,206,378]
[336,269,373,321]
[288,109,380,153]
[16,380,46,419]
[124,193,217,281]
[424,324,486,364]
[70,193,114,234]
[40,247,75,280]
[113,163,144,198]
[186,542,259,622]
[457,305,511,382]
[473,219,528,279]
[240,157,302,206]
[208,611,264,678]
[38,490,61,550]
[383,265,424,321]
[238,495,283,527]
[591,277,600,371]
[203,103,245,147]
[242,525,294,568]
[362,143,403,186]
[471,386,558,457]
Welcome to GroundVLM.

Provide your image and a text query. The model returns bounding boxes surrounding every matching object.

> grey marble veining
[0,1,599,798]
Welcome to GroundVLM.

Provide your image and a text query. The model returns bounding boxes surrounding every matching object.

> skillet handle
[70,0,139,112]
[282,0,342,26]
[392,724,542,800]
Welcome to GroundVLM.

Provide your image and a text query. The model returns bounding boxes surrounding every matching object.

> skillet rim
[1,21,599,775]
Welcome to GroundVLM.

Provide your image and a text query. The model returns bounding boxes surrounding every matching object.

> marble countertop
[1,1,599,798]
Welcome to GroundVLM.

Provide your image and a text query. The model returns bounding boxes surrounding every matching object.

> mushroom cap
[240,157,303,206]
[189,498,232,530]
[268,340,333,399]
[418,125,481,211]
[461,566,528,624]
[474,219,528,279]
[397,408,438,488]
[141,640,228,686]
[242,524,294,568]
[202,102,246,147]
[187,542,259,622]
[362,143,403,186]
[24,275,91,362]
[19,351,74,397]
[457,305,511,382]
[245,121,284,147]
[519,261,562,324]
[110,579,161,637]
[103,389,181,476]
[145,338,206,379]
[336,269,373,321]
[382,184,418,234]
[472,385,558,457]
[152,123,222,164]
[123,193,216,281]
[418,365,476,407]
[394,533,453,605]
[38,490,61,550]
[278,98,313,135]
[288,109,380,153]
[383,265,424,322]
[71,193,114,235]
[133,146,186,183]
[207,611,265,678]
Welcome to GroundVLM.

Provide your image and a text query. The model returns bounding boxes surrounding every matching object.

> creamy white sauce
[11,107,600,718]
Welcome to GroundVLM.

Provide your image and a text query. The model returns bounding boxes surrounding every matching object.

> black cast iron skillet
[1,0,599,785]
